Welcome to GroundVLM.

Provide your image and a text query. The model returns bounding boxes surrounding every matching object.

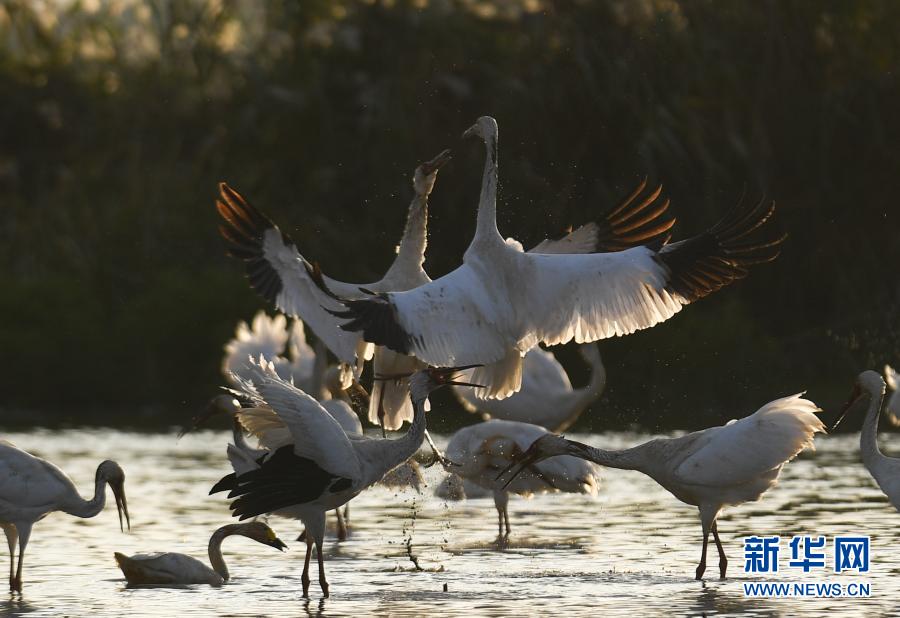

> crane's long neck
[472,130,502,247]
[389,191,428,274]
[208,524,239,581]
[565,439,648,473]
[861,388,886,470]
[63,465,109,519]
[553,348,607,433]
[369,397,428,484]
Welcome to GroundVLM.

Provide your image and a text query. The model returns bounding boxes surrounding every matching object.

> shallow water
[0,428,897,617]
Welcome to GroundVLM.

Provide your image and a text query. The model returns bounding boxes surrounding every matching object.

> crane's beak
[177,398,229,439]
[495,449,540,490]
[420,149,452,175]
[111,480,131,532]
[268,537,288,552]
[432,364,485,388]
[462,124,479,140]
[830,384,863,432]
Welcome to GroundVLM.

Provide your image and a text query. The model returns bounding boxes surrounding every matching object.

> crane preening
[497,393,824,579]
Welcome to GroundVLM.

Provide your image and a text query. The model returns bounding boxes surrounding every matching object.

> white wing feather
[673,393,824,489]
[241,360,361,481]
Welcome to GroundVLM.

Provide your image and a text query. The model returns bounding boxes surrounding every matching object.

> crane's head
[830,370,885,432]
[462,116,499,141]
[98,460,130,532]
[177,393,241,439]
[413,149,452,197]
[401,365,484,406]
[495,434,575,489]
[236,521,288,551]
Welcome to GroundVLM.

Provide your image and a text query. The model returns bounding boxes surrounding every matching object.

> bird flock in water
[1,116,898,597]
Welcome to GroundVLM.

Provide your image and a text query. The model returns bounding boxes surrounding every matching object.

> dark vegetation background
[1,0,898,431]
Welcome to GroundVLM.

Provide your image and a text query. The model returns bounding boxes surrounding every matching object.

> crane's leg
[301,538,313,598]
[711,521,727,579]
[696,512,711,580]
[315,537,329,598]
[2,524,17,591]
[493,490,510,545]
[335,509,347,542]
[11,522,31,593]
[343,504,350,525]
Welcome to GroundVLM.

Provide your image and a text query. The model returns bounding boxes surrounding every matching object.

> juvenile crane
[115,521,286,586]
[0,441,130,591]
[210,359,481,597]
[498,393,824,579]
[324,116,786,400]
[832,370,900,510]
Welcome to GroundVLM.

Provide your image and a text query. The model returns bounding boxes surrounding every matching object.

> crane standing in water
[210,359,481,597]
[0,442,130,591]
[498,393,824,579]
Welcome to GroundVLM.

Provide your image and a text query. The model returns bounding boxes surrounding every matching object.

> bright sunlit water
[0,428,898,617]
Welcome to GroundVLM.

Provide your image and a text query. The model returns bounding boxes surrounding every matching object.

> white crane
[114,521,286,586]
[209,358,480,597]
[832,370,900,510]
[222,310,321,396]
[0,441,130,591]
[439,419,599,539]
[322,116,786,401]
[218,152,674,429]
[497,393,824,579]
[453,343,605,432]
[188,392,362,541]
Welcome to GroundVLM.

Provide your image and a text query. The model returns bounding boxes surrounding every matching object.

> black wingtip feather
[658,195,786,302]
[215,182,289,304]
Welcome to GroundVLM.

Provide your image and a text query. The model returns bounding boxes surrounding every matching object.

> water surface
[0,429,897,617]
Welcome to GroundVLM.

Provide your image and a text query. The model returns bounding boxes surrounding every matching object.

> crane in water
[0,441,130,591]
[439,419,599,540]
[114,521,286,586]
[831,370,900,511]
[323,116,786,401]
[210,358,481,597]
[498,393,824,579]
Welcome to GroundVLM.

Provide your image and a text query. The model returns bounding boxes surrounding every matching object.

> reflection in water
[0,429,896,616]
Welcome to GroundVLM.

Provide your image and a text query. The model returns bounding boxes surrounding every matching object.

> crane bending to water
[323,116,786,401]
[218,152,674,429]
[440,419,600,539]
[209,358,481,597]
[115,521,286,586]
[498,393,824,579]
[0,441,130,591]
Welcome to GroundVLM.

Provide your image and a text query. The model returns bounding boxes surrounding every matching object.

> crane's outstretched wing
[529,178,674,254]
[222,311,294,386]
[324,196,785,377]
[235,359,360,481]
[216,183,369,366]
[673,393,824,489]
